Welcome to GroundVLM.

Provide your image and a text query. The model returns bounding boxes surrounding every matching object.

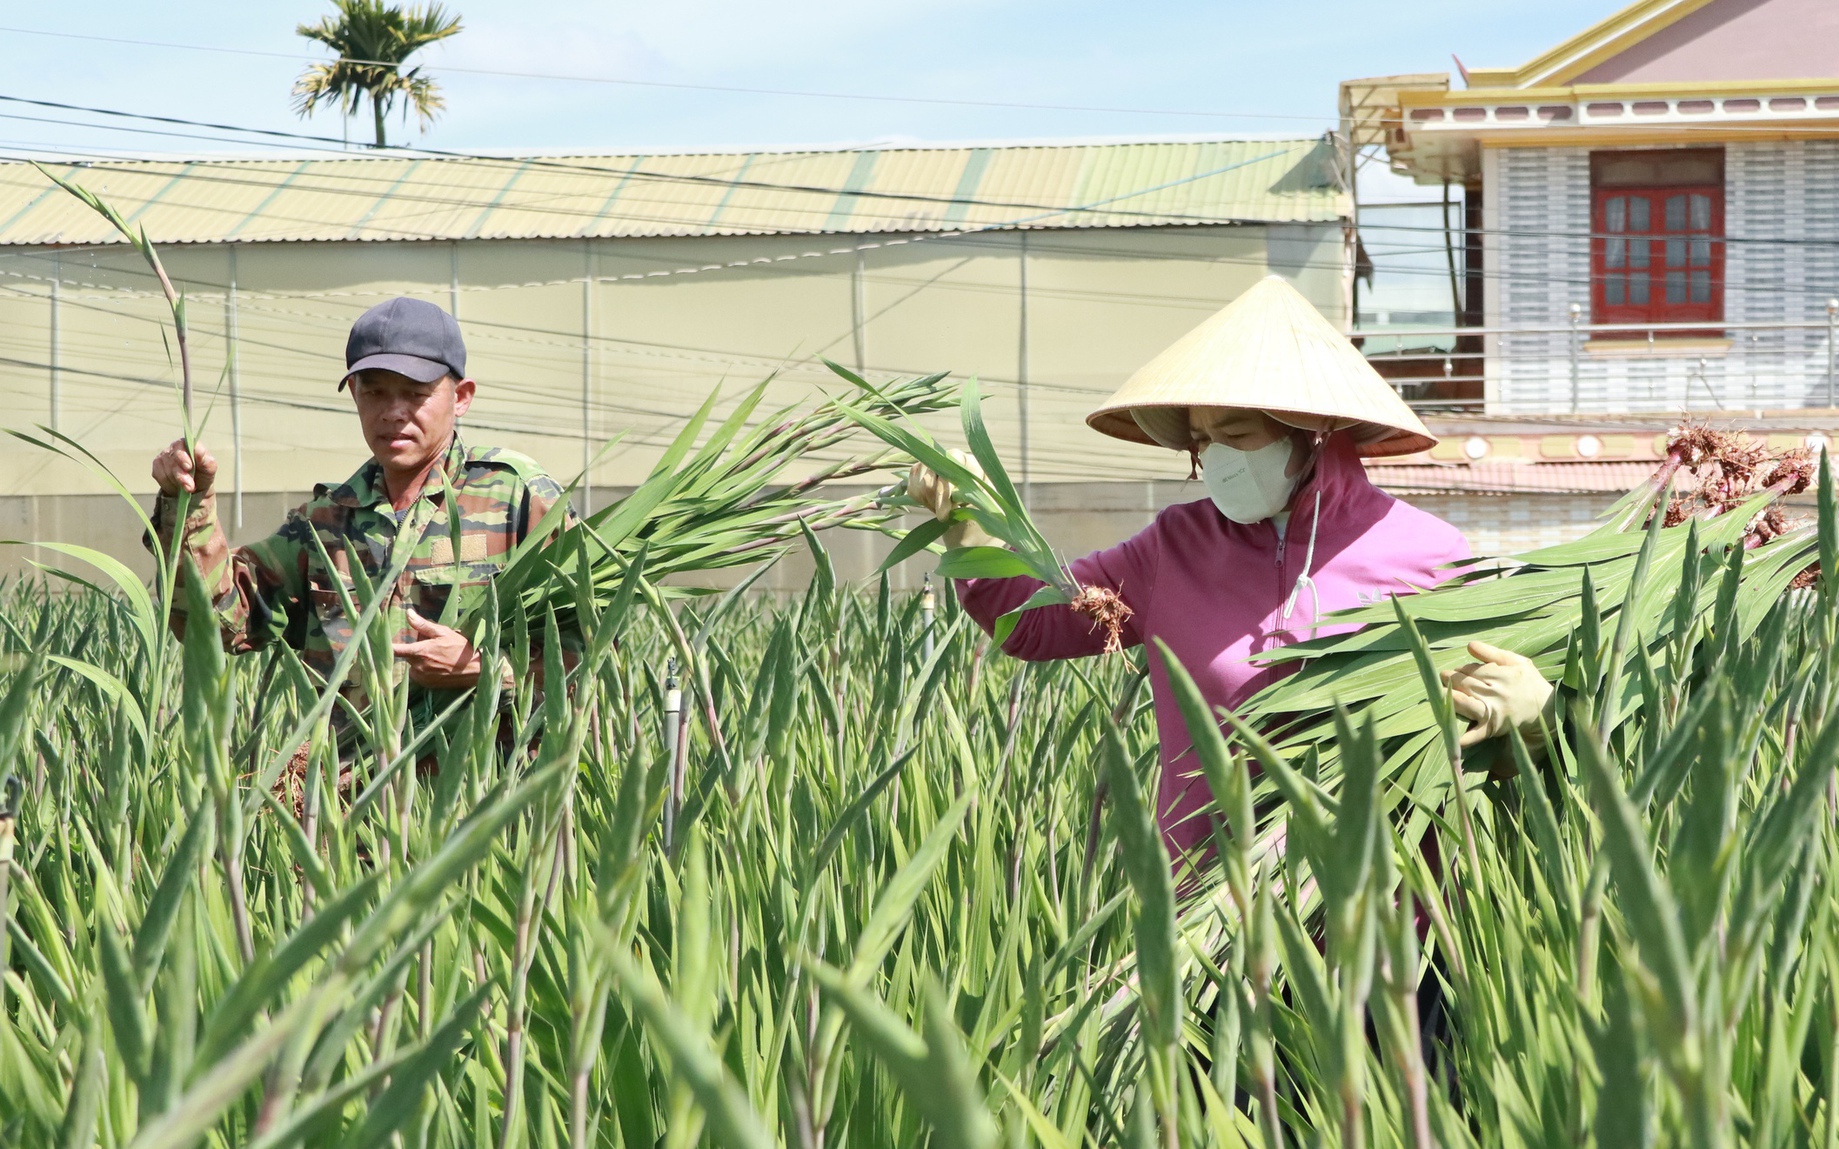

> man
[150,296,570,696]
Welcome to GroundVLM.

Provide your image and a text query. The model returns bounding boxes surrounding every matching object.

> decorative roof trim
[1468,0,1721,89]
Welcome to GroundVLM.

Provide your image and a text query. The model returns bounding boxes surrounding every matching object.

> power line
[7,258,1835,484]
[0,263,1122,412]
[6,231,1834,382]
[0,24,1325,124]
[11,215,1832,319]
[0,95,1329,233]
[0,110,365,159]
[0,134,1344,314]
[0,277,814,424]
[0,351,613,442]
[0,336,1147,482]
[5,93,1818,251]
[1,139,1833,458]
[2,115,1832,259]
[4,238,1832,407]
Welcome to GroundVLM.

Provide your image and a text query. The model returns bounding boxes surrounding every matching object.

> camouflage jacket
[152,435,570,682]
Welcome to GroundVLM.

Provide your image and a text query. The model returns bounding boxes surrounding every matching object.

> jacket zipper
[1273,528,1288,607]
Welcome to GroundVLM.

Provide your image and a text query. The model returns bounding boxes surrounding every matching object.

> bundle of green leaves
[1225,432,1831,858]
[839,377,1134,650]
[468,365,956,640]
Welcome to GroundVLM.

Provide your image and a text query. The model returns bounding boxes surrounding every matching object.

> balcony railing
[1353,304,1839,414]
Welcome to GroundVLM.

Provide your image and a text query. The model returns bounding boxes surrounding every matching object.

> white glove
[1440,641,1554,748]
[906,449,995,550]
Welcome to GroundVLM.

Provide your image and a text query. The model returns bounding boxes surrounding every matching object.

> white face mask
[1201,439,1297,523]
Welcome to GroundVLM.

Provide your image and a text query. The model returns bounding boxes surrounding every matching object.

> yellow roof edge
[1567,78,1839,95]
[1469,126,1839,148]
[1499,0,1721,88]
[1398,77,1839,105]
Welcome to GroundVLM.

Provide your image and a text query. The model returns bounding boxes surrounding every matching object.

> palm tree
[292,1,463,148]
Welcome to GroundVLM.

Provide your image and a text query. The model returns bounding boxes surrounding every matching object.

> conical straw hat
[1087,275,1436,458]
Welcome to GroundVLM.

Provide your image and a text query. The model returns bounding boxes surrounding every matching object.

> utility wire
[0,24,1325,123]
[0,95,1328,228]
[1,112,1832,254]
[10,217,1832,314]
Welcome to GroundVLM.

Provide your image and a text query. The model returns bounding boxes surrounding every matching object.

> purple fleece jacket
[957,434,1471,865]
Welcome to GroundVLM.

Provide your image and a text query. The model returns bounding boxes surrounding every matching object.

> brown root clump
[1659,423,1819,548]
[264,742,314,820]
[264,742,358,821]
[1071,584,1135,654]
[1748,504,1796,548]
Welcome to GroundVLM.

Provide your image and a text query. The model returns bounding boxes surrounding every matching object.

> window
[1590,149,1723,332]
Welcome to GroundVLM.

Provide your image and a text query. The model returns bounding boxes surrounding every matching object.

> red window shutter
[1590,174,1723,334]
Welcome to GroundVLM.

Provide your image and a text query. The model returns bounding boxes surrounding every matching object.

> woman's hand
[1440,641,1554,747]
[907,449,996,550]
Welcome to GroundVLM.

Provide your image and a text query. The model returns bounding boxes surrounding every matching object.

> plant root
[1660,424,1817,542]
[264,743,355,821]
[1070,584,1134,654]
[1660,422,1824,587]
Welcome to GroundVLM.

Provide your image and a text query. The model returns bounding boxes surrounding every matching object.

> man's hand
[906,449,995,550]
[152,438,218,498]
[1440,640,1554,748]
[392,608,483,689]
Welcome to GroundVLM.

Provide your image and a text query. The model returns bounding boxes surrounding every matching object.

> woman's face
[1187,407,1289,450]
[1187,407,1312,477]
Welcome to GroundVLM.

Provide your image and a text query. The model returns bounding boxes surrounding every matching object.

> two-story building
[1344,0,1839,553]
[1370,0,1839,414]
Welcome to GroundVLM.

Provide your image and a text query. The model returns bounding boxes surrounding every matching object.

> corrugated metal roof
[1367,461,1658,494]
[0,137,1345,246]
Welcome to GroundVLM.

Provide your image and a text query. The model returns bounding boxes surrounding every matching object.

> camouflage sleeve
[518,470,583,660]
[517,471,577,542]
[148,491,305,653]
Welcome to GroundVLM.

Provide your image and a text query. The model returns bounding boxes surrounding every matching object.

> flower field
[4,144,1835,1149]
[2,469,1838,1148]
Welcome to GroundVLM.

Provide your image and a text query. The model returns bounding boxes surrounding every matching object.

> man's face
[348,369,476,474]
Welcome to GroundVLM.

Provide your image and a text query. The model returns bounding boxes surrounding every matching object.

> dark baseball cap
[340,297,466,389]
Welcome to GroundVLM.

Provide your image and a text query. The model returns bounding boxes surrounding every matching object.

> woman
[912,277,1549,867]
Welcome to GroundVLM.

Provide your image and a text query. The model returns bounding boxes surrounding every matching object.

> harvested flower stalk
[836,372,1133,651]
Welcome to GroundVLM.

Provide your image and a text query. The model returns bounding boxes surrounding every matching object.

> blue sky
[4,0,1618,198]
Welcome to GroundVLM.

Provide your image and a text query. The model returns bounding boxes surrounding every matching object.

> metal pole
[226,246,243,531]
[449,241,460,319]
[1568,302,1583,413]
[920,574,936,663]
[47,255,59,433]
[662,658,682,847]
[1017,231,1032,510]
[581,241,595,516]
[852,249,868,374]
[1693,356,1722,409]
[1827,298,1837,408]
[1442,179,1462,321]
[1347,139,1360,327]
